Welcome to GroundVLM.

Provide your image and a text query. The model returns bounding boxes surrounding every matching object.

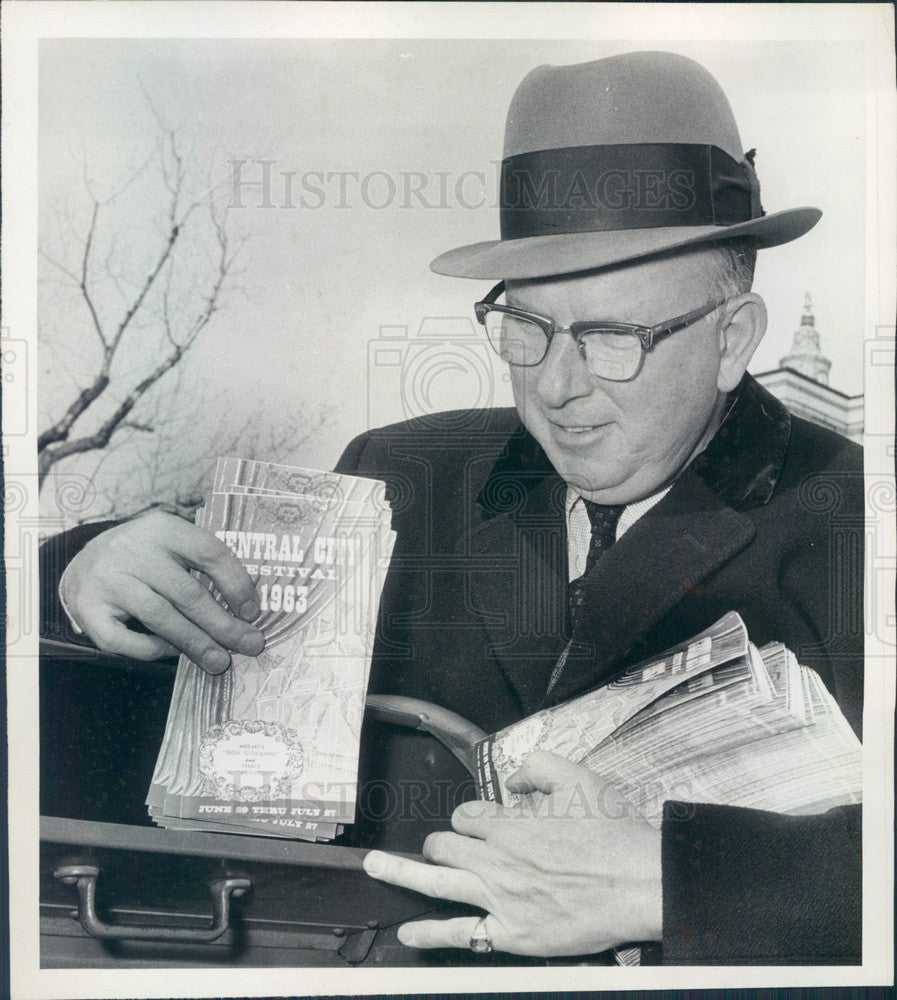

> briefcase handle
[363,694,487,777]
[54,862,250,943]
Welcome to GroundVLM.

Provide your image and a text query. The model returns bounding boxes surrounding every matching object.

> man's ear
[716,293,767,393]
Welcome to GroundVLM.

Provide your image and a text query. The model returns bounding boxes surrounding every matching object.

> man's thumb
[505,749,587,795]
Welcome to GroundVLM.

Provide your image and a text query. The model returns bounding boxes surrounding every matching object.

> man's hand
[60,511,265,673]
[363,751,662,957]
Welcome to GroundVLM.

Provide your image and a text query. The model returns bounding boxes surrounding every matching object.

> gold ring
[469,915,493,954]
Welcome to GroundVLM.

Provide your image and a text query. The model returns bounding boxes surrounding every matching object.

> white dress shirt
[566,485,672,581]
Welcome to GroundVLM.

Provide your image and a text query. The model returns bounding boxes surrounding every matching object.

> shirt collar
[565,483,673,517]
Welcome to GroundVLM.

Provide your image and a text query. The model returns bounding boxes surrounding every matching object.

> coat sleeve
[660,800,862,964]
[657,431,864,965]
[40,520,120,645]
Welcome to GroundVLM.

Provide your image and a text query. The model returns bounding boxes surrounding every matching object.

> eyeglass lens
[482,311,643,381]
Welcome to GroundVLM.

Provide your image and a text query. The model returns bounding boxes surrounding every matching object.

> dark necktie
[546,499,625,699]
[567,500,625,629]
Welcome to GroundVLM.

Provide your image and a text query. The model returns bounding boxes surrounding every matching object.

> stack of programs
[473,612,862,964]
[475,611,862,823]
[147,458,396,841]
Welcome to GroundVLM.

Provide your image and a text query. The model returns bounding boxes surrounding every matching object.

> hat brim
[429,207,821,279]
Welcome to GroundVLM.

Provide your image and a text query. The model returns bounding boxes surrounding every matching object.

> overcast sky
[39,36,867,480]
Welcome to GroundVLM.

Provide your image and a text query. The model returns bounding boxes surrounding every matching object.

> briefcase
[39,639,572,968]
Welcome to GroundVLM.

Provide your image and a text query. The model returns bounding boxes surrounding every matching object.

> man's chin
[533,431,650,500]
[547,455,630,499]
[557,460,680,506]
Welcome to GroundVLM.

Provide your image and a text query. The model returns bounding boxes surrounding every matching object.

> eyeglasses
[474,281,728,382]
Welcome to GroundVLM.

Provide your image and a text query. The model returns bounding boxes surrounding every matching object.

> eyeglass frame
[474,280,730,382]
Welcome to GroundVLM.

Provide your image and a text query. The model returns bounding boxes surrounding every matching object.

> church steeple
[779,293,832,386]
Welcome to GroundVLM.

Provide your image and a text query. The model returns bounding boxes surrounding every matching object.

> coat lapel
[544,375,791,706]
[460,374,792,716]
[544,468,756,706]
[461,430,569,715]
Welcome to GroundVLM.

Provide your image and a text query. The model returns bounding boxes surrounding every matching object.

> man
[43,52,862,963]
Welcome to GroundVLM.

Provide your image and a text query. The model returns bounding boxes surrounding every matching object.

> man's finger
[115,579,234,674]
[155,516,261,621]
[423,830,490,870]
[79,609,181,662]
[505,749,597,796]
[139,554,265,656]
[450,799,512,839]
[363,850,485,907]
[397,916,502,953]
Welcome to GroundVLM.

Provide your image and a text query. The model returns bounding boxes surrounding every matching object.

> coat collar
[465,374,791,715]
[690,373,791,510]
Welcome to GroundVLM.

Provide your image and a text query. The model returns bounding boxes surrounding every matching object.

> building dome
[779,293,832,385]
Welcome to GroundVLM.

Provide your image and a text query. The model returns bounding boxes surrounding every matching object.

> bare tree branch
[38,150,191,461]
[39,108,327,524]
[38,192,237,487]
[74,387,325,524]
[37,247,81,285]
[79,200,107,349]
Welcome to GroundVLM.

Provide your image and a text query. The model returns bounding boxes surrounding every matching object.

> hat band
[500,143,761,239]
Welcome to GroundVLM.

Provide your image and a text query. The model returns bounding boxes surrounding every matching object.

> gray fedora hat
[430,51,821,279]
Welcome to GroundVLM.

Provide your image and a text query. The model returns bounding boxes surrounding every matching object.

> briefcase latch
[54,862,251,943]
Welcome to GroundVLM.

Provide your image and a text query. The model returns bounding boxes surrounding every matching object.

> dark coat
[40,375,863,964]
[331,374,863,965]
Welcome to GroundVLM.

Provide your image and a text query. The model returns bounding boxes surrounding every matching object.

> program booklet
[147,457,396,841]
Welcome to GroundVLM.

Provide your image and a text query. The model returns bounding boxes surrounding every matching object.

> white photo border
[3,2,895,996]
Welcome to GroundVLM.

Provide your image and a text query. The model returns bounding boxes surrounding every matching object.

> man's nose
[534,329,595,408]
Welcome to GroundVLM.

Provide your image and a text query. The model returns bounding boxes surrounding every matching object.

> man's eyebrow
[504,292,637,323]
